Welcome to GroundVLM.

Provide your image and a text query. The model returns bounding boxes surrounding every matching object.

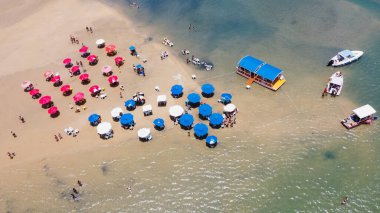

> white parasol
[97,122,112,135]
[138,128,151,138]
[157,95,167,102]
[111,107,123,118]
[169,105,184,117]
[223,104,236,113]
[96,39,105,45]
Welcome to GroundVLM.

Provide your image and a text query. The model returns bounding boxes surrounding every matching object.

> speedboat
[322,71,343,97]
[327,50,364,67]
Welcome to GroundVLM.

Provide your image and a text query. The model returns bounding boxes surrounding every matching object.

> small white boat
[327,49,364,67]
[322,71,343,97]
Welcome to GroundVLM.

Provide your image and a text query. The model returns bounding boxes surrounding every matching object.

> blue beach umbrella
[194,123,208,137]
[129,45,136,51]
[120,113,134,126]
[201,83,215,95]
[88,114,100,124]
[206,135,218,145]
[187,93,201,104]
[136,64,143,69]
[153,118,165,128]
[209,113,224,126]
[125,99,136,108]
[171,84,183,96]
[179,114,194,127]
[221,93,232,103]
[198,104,212,118]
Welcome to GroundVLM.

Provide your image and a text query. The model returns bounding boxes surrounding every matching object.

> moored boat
[341,104,377,129]
[322,71,343,97]
[327,49,364,67]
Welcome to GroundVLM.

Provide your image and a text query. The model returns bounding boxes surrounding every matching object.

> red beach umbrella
[50,75,61,83]
[29,89,40,96]
[63,58,72,65]
[79,46,89,53]
[115,56,123,64]
[21,81,32,89]
[79,73,89,81]
[39,96,51,105]
[105,44,116,54]
[87,55,97,62]
[89,85,100,94]
[44,71,54,79]
[48,106,58,115]
[70,66,80,73]
[73,92,85,102]
[60,84,71,93]
[108,75,119,84]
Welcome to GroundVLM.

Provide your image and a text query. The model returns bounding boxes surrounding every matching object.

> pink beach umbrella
[105,44,116,55]
[89,85,100,94]
[73,92,85,102]
[114,56,124,66]
[44,71,54,80]
[29,89,40,96]
[39,95,51,105]
[48,106,58,115]
[60,84,72,93]
[21,81,32,89]
[79,73,89,81]
[102,65,112,75]
[79,46,89,54]
[50,75,61,83]
[63,58,72,67]
[87,55,98,63]
[70,66,80,73]
[108,75,119,84]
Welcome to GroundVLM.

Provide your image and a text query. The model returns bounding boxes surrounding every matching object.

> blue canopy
[238,55,264,72]
[201,83,215,95]
[255,63,282,82]
[187,93,201,104]
[120,113,134,126]
[194,123,208,137]
[206,135,218,145]
[129,45,136,51]
[179,114,194,127]
[125,99,136,108]
[136,64,143,69]
[88,114,100,123]
[153,118,165,127]
[171,84,183,96]
[221,93,232,102]
[209,113,224,126]
[198,104,212,117]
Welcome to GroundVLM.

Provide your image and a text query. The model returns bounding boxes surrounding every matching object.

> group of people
[160,51,169,60]
[7,152,16,159]
[70,180,83,201]
[85,26,93,33]
[222,111,238,128]
[69,35,80,44]
[54,133,63,142]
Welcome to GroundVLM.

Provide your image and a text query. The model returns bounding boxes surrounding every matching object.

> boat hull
[327,50,364,67]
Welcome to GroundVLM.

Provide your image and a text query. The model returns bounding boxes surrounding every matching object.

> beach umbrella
[221,93,232,103]
[70,66,80,73]
[201,83,215,96]
[206,135,218,147]
[209,113,224,127]
[96,39,105,46]
[170,84,183,96]
[89,85,100,94]
[39,95,51,105]
[102,65,112,75]
[138,128,151,139]
[97,122,112,135]
[79,46,89,54]
[29,89,40,96]
[129,46,136,51]
[87,55,98,63]
[48,106,58,115]
[179,114,194,128]
[44,71,54,80]
[136,64,143,69]
[153,118,165,128]
[60,84,72,93]
[111,107,123,118]
[79,73,89,81]
[105,44,116,54]
[114,56,124,66]
[224,104,236,113]
[194,123,208,138]
[73,92,85,102]
[50,75,61,83]
[21,81,32,89]
[88,113,101,124]
[124,99,136,110]
[63,58,71,65]
[120,113,134,126]
[169,105,184,117]
[108,75,119,84]
[187,93,201,104]
[198,104,212,118]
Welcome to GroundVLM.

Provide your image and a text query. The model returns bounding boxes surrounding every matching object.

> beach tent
[102,65,112,76]
[169,105,184,118]
[97,122,113,139]
[60,84,72,96]
[105,44,117,55]
[194,123,208,139]
[96,39,105,48]
[170,84,183,98]
[209,113,224,128]
[79,73,90,83]
[220,93,232,104]
[120,113,134,127]
[187,93,201,107]
[108,75,119,85]
[111,107,123,120]
[198,104,212,119]
[48,106,59,117]
[206,135,218,148]
[21,81,33,91]
[138,128,152,141]
[44,71,54,81]
[179,114,194,129]
[87,55,98,65]
[201,83,215,97]
[153,118,165,130]
[73,92,85,104]
[63,58,72,68]
[115,56,124,66]
[224,104,236,113]
[88,114,101,126]
[125,99,136,111]
[157,95,167,106]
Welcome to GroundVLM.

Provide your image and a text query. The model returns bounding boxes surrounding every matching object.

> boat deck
[272,79,286,91]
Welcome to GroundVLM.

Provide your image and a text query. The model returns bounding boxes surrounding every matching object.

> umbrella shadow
[110,82,119,87]
[195,133,208,140]
[50,111,60,118]
[65,63,73,68]
[201,92,214,98]
[42,102,54,109]
[53,81,63,87]
[81,79,90,85]
[75,99,86,106]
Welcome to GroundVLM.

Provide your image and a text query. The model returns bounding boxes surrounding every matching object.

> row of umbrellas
[170,84,232,104]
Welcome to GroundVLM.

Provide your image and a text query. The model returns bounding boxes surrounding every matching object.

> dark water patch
[324,151,336,160]
[101,163,109,175]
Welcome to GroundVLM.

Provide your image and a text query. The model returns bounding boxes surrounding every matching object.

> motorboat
[341,104,377,129]
[327,49,364,67]
[322,71,343,97]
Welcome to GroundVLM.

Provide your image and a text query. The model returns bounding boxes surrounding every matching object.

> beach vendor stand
[170,84,183,98]
[206,135,218,148]
[179,113,194,130]
[79,73,90,84]
[169,105,184,121]
[194,123,208,139]
[73,92,85,105]
[115,56,124,67]
[39,95,53,108]
[97,122,113,139]
[60,84,72,96]
[44,71,54,81]
[153,118,165,130]
[129,45,137,56]
[70,66,81,76]
[209,113,224,128]
[105,44,117,56]
[125,99,136,111]
[138,128,152,142]
[157,95,167,106]
[108,75,119,87]
[120,113,135,129]
[143,104,153,116]
[29,89,41,99]
[102,65,113,76]
[198,103,212,120]
[87,54,98,66]
[21,81,34,92]
[89,85,101,97]
[79,46,90,57]
[88,113,101,126]
[96,39,105,48]
[201,83,215,98]
[187,93,201,108]
[48,106,60,118]
[63,57,72,68]
[111,107,123,121]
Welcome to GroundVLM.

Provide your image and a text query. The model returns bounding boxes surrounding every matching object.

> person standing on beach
[90,27,93,33]
[86,26,89,32]
[11,131,17,138]
[19,115,25,123]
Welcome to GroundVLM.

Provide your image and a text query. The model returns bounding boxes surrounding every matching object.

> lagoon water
[2,0,380,212]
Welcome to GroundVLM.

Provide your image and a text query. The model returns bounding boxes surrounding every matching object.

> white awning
[330,75,343,86]
[223,104,236,113]
[97,122,112,135]
[157,95,167,102]
[353,104,376,119]
[143,104,152,112]
[111,107,123,118]
[169,105,184,117]
[138,128,151,138]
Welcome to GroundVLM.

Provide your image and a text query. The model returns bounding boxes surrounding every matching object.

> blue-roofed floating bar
[236,55,286,91]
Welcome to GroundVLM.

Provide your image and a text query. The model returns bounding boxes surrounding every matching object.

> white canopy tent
[111,107,123,118]
[142,104,153,116]
[353,104,376,119]
[169,105,184,117]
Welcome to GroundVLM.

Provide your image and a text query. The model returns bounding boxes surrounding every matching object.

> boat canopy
[353,104,376,119]
[330,76,343,86]
[238,55,282,81]
[338,50,353,58]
